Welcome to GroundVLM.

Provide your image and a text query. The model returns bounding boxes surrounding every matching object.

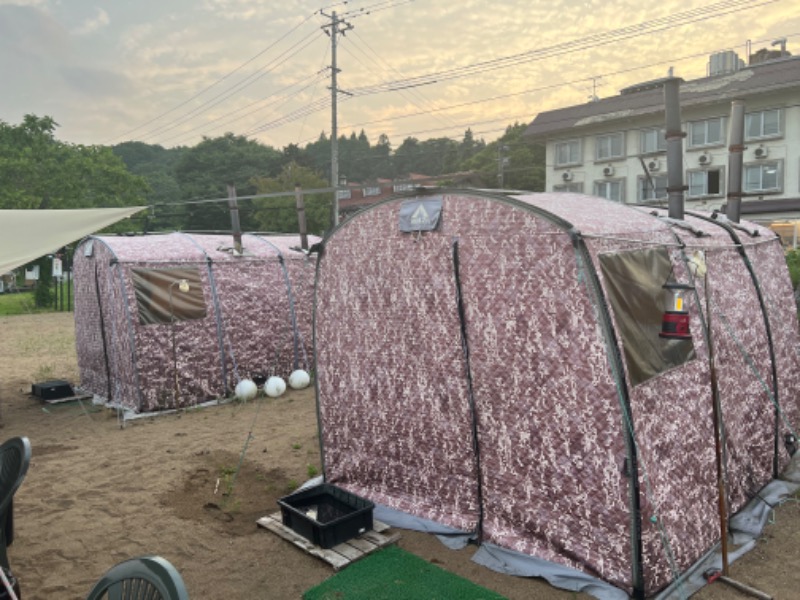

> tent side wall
[588,238,718,594]
[526,195,723,594]
[452,197,636,591]
[73,238,123,401]
[315,202,482,532]
[664,214,799,513]
[736,233,800,468]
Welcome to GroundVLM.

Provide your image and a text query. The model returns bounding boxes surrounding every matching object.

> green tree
[174,133,283,230]
[371,133,393,179]
[457,128,484,164]
[338,130,372,182]
[251,162,331,236]
[299,132,331,181]
[394,137,426,176]
[0,114,147,210]
[466,123,544,191]
[113,141,186,230]
[419,137,460,176]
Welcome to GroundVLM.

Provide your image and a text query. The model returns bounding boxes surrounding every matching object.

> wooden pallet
[41,394,94,406]
[257,511,400,570]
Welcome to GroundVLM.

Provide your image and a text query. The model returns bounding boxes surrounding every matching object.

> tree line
[0,114,545,237]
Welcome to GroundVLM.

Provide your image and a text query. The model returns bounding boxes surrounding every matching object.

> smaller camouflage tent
[73,232,316,414]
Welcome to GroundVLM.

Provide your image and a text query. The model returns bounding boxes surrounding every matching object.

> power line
[341,0,776,97]
[159,69,331,147]
[106,11,320,144]
[345,29,461,131]
[116,0,784,152]
[141,30,326,144]
[245,0,778,148]
[294,31,797,148]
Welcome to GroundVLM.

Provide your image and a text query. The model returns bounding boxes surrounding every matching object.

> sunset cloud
[0,0,797,148]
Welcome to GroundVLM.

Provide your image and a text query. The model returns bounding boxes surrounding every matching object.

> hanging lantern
[660,282,694,340]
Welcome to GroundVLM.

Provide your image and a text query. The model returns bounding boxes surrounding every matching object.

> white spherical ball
[235,379,258,402]
[265,376,287,398]
[288,369,311,390]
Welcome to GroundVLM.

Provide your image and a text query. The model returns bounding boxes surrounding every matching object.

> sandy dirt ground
[0,312,798,600]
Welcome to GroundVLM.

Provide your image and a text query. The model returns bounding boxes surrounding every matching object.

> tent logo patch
[399,197,443,232]
[410,204,430,228]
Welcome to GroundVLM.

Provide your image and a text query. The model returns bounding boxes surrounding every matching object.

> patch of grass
[291,442,302,450]
[218,464,238,496]
[306,464,319,478]
[0,292,39,316]
[0,279,74,316]
[286,479,299,493]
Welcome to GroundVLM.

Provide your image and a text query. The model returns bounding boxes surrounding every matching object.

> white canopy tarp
[0,207,145,275]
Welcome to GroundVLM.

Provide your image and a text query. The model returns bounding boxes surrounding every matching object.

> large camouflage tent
[73,232,317,416]
[312,189,800,599]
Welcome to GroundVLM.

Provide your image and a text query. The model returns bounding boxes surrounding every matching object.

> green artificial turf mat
[303,545,508,600]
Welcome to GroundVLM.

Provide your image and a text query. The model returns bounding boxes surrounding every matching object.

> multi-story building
[524,44,800,245]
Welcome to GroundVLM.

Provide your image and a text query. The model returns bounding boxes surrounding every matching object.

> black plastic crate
[31,380,74,400]
[278,483,374,549]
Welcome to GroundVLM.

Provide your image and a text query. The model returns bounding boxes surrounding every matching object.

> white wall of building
[546,88,800,219]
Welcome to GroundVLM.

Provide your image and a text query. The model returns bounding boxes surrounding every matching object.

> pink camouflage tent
[312,189,800,599]
[73,232,317,417]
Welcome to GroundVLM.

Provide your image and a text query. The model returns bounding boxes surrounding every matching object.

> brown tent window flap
[131,267,207,325]
[599,247,696,386]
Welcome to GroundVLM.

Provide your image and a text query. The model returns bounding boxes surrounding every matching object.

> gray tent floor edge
[472,544,629,600]
[655,470,800,600]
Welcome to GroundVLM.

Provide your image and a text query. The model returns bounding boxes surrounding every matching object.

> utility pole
[321,10,352,228]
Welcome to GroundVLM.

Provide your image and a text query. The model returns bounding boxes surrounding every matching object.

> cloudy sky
[1,0,798,150]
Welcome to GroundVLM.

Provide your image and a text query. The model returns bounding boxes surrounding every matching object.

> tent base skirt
[368,457,800,600]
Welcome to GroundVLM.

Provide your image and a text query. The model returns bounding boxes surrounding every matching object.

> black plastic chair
[0,437,31,574]
[85,556,189,600]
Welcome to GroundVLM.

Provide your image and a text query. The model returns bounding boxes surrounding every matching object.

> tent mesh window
[599,247,696,386]
[131,267,207,325]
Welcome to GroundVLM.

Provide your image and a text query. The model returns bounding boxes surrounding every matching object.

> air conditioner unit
[754,145,769,159]
[647,159,661,172]
[602,166,615,177]
[562,171,573,182]
[698,153,712,166]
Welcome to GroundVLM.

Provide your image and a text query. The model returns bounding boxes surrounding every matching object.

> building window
[640,128,667,154]
[688,117,725,148]
[363,186,381,197]
[555,139,581,167]
[393,182,414,192]
[595,133,625,161]
[594,179,624,202]
[336,189,351,200]
[638,175,668,201]
[744,161,782,193]
[687,168,724,197]
[553,182,584,193]
[745,109,781,140]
